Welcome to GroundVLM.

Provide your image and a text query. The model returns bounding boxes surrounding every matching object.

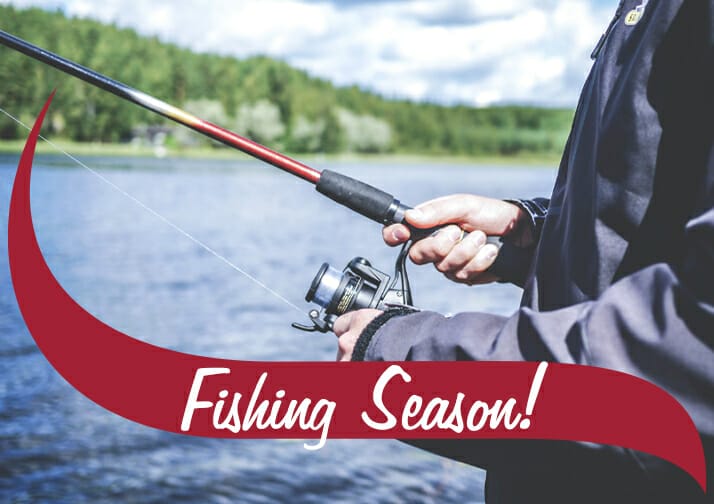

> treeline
[0,6,574,156]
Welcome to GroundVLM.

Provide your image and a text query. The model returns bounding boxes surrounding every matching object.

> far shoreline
[0,139,561,167]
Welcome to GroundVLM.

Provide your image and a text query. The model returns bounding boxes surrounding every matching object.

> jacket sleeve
[352,146,714,490]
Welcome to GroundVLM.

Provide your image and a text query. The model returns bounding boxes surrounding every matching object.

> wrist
[351,307,418,361]
[502,202,535,247]
[503,198,548,247]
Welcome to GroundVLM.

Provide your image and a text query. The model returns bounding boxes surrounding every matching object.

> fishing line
[0,106,305,315]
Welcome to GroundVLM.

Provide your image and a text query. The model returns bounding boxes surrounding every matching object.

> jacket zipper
[590,0,627,60]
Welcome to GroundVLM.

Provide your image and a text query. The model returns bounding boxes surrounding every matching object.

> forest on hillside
[0,6,574,157]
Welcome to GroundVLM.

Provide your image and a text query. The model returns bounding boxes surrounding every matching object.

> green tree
[0,4,573,157]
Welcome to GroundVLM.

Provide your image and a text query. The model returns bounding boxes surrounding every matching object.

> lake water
[0,153,556,503]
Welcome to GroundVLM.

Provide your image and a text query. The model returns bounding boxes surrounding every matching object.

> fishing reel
[292,244,415,333]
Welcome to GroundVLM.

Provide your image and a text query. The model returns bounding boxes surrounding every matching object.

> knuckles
[434,238,454,258]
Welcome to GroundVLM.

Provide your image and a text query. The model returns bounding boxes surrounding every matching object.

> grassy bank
[0,139,561,166]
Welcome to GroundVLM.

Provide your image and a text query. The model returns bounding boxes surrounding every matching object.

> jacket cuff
[488,198,549,287]
[489,241,536,287]
[351,307,417,361]
[504,197,549,242]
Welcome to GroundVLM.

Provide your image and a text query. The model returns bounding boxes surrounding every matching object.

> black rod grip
[316,170,398,224]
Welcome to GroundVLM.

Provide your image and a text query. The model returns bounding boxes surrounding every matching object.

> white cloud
[1,0,615,106]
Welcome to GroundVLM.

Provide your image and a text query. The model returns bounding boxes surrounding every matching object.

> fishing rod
[0,29,523,331]
[0,29,407,225]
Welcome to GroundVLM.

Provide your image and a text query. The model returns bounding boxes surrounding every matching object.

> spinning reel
[292,243,415,333]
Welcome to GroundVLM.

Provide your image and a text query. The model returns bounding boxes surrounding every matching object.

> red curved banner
[7,94,706,491]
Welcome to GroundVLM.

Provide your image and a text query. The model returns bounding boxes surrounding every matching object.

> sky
[3,0,618,107]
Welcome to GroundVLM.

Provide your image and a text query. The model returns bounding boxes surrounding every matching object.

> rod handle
[316,170,403,224]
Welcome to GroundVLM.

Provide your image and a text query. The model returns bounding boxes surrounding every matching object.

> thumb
[404,195,477,229]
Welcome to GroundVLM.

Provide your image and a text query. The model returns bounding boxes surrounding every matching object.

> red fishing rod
[0,29,412,227]
[0,29,522,291]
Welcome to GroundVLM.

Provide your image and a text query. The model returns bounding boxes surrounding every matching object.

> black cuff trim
[351,307,416,361]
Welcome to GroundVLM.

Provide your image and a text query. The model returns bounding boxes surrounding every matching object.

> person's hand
[383,194,531,285]
[333,309,382,361]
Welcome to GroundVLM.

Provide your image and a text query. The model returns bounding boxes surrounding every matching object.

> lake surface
[0,153,556,503]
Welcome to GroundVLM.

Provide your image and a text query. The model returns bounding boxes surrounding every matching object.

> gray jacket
[353,1,714,501]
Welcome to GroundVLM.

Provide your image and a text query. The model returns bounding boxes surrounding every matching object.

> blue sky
[2,0,618,107]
